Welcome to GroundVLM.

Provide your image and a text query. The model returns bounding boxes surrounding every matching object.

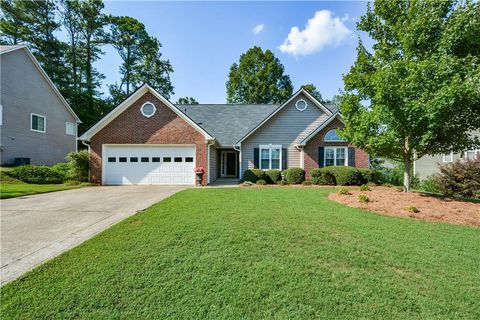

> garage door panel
[104,145,195,185]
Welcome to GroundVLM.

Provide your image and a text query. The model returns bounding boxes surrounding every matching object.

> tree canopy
[340,0,480,191]
[301,84,325,103]
[176,97,199,104]
[226,46,293,104]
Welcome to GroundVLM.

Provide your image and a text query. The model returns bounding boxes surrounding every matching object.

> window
[443,152,453,163]
[185,157,194,162]
[259,145,282,170]
[465,149,480,160]
[141,157,149,162]
[163,157,171,162]
[119,157,127,162]
[152,157,160,162]
[295,99,307,111]
[140,102,156,118]
[31,114,46,132]
[174,157,182,162]
[324,129,345,142]
[325,147,347,166]
[66,122,76,136]
[108,157,116,162]
[130,157,138,162]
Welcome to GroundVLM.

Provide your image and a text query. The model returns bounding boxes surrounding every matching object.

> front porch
[209,148,240,184]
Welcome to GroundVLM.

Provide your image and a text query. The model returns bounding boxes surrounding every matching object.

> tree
[226,46,293,103]
[340,0,480,192]
[0,0,29,44]
[176,97,199,104]
[301,84,324,103]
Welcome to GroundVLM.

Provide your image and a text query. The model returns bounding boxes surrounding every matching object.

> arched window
[324,129,345,142]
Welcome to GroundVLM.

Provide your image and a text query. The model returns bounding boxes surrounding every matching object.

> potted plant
[195,166,205,186]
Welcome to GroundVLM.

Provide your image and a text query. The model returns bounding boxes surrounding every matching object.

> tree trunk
[403,157,411,192]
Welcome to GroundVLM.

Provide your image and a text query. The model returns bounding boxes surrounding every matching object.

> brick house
[79,84,368,185]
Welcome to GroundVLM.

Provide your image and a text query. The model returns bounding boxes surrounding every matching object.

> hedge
[310,168,335,185]
[8,165,65,184]
[66,150,89,182]
[243,169,265,183]
[320,166,364,186]
[265,169,282,184]
[283,167,305,184]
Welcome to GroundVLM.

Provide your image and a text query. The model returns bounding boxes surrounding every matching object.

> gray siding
[0,49,77,165]
[209,144,219,183]
[241,93,329,174]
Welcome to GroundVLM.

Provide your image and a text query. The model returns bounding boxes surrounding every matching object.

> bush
[406,205,419,213]
[435,158,480,198]
[256,179,266,185]
[243,169,265,183]
[358,169,381,184]
[358,194,370,203]
[52,163,73,179]
[66,150,89,182]
[321,166,364,186]
[283,167,305,184]
[337,187,350,195]
[359,184,371,191]
[277,180,289,186]
[302,180,312,186]
[419,176,441,193]
[310,168,335,185]
[265,169,281,184]
[8,165,65,184]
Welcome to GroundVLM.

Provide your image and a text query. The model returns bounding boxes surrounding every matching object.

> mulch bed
[329,186,480,227]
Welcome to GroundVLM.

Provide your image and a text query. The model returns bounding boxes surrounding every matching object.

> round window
[140,102,156,118]
[295,99,307,111]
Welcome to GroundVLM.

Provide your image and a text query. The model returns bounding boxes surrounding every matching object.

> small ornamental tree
[340,0,480,192]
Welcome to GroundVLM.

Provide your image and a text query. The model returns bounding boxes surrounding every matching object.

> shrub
[277,180,289,186]
[435,158,480,198]
[358,194,370,203]
[337,187,350,195]
[256,179,266,185]
[358,168,381,184]
[321,166,364,186]
[419,176,441,193]
[243,169,265,183]
[66,150,89,182]
[302,180,312,186]
[406,205,419,213]
[310,168,335,185]
[359,184,371,191]
[8,165,65,184]
[52,163,73,179]
[283,167,305,184]
[265,169,281,184]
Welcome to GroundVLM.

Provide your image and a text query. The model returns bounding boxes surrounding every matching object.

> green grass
[2,188,479,319]
[0,166,88,199]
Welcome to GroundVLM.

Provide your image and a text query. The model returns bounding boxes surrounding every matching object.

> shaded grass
[1,188,479,319]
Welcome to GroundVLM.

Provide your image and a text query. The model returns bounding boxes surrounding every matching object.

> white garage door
[104,145,195,185]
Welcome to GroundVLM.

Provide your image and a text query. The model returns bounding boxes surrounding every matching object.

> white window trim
[324,129,346,142]
[464,149,480,160]
[30,113,46,133]
[259,144,282,170]
[66,122,77,136]
[0,104,3,126]
[324,146,348,167]
[442,152,453,163]
[295,99,308,111]
[140,101,157,118]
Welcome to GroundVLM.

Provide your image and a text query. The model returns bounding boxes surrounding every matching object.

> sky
[98,1,371,103]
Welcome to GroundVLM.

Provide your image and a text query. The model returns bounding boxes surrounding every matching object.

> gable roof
[177,104,279,146]
[0,45,81,122]
[234,88,334,145]
[79,84,213,141]
[298,113,345,146]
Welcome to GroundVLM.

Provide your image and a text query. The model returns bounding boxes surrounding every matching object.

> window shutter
[282,148,287,170]
[253,148,259,168]
[318,147,324,167]
[348,147,355,167]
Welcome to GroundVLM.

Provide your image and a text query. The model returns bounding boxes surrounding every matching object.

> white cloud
[278,10,352,56]
[252,24,265,35]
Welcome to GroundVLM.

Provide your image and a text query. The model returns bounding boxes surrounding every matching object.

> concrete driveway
[0,185,187,285]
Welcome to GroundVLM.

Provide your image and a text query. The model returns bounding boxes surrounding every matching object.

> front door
[221,151,237,177]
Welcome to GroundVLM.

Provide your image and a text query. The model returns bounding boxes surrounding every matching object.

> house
[79,84,369,185]
[414,131,480,179]
[0,45,81,165]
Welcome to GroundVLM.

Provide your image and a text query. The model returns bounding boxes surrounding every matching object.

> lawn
[1,188,479,319]
[0,167,87,199]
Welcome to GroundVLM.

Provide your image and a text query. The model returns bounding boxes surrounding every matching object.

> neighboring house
[414,131,480,179]
[79,84,368,185]
[0,45,81,165]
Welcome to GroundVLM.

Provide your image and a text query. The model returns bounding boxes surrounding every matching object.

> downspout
[234,144,241,179]
[295,144,304,169]
[206,139,215,184]
[81,140,91,182]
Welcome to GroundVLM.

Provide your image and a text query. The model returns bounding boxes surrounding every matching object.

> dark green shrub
[9,165,65,184]
[256,179,267,185]
[321,166,363,186]
[283,167,305,184]
[302,180,312,186]
[311,168,336,185]
[52,163,73,180]
[67,150,89,182]
[419,176,441,193]
[265,169,281,184]
[435,158,480,198]
[358,168,382,184]
[277,180,289,186]
[243,169,265,183]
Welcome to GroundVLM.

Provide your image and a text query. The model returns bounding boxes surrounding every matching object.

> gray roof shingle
[176,104,279,146]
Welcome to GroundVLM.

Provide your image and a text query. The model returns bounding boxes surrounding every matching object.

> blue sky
[98,1,371,103]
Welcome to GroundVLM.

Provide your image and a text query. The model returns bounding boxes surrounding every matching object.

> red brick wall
[89,91,207,185]
[303,118,369,178]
